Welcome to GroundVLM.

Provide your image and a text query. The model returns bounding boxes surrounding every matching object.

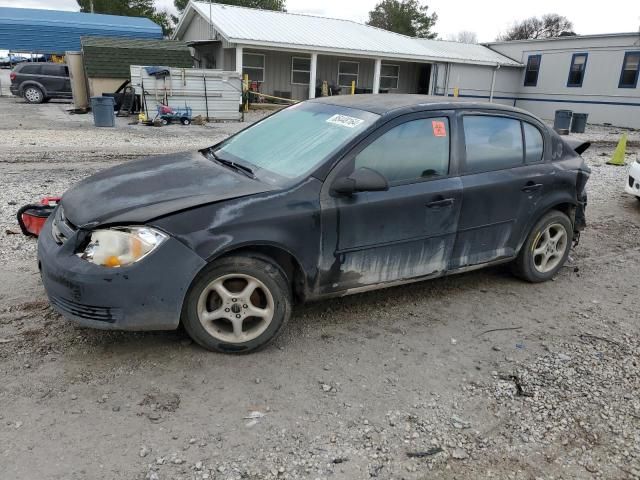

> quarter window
[291,57,311,85]
[619,51,640,88]
[523,122,544,163]
[338,61,359,88]
[242,53,265,83]
[524,55,541,87]
[354,117,450,184]
[567,53,588,87]
[463,116,523,173]
[380,64,400,89]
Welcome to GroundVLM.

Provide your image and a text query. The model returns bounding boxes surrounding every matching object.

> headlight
[78,227,168,268]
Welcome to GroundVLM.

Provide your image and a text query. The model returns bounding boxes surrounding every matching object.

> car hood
[61,151,275,227]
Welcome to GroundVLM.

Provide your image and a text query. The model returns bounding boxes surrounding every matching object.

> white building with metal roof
[173,3,640,128]
[173,1,520,101]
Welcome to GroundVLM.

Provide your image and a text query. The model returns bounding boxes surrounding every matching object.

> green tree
[174,0,286,14]
[77,0,174,36]
[498,14,575,41]
[367,0,437,39]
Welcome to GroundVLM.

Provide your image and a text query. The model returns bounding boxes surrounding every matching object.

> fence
[130,66,242,121]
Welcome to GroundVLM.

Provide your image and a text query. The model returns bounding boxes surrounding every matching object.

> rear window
[19,64,41,75]
[463,116,524,173]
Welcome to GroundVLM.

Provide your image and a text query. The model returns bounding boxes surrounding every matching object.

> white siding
[181,13,210,42]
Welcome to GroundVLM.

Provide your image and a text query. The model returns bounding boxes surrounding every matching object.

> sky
[0,0,638,42]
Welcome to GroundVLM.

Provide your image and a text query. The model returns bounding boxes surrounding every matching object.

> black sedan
[38,95,590,353]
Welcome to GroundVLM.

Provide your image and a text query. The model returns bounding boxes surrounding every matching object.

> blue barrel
[571,113,588,133]
[91,96,116,127]
[553,110,573,134]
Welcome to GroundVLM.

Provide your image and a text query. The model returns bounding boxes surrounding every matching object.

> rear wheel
[182,255,292,353]
[513,210,573,283]
[23,86,44,104]
[180,117,191,125]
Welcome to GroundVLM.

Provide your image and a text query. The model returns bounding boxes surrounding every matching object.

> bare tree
[498,13,575,41]
[446,31,478,44]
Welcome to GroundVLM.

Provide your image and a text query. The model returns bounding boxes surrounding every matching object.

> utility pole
[209,0,213,39]
[90,0,94,13]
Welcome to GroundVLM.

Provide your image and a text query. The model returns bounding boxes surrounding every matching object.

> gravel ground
[0,96,639,480]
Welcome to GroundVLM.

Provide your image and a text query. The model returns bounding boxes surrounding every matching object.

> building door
[417,64,431,94]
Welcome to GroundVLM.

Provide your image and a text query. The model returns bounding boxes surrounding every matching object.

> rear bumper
[625,162,640,198]
[37,215,207,331]
[9,85,20,96]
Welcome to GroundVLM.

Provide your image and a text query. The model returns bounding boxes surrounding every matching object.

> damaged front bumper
[37,214,206,331]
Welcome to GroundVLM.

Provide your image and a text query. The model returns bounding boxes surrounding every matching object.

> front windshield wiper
[207,149,256,179]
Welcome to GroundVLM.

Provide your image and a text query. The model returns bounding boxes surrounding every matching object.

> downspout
[489,64,500,103]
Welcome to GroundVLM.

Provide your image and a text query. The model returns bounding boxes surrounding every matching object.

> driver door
[318,112,463,294]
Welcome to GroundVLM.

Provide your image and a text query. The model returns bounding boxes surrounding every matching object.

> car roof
[17,62,63,68]
[309,94,534,118]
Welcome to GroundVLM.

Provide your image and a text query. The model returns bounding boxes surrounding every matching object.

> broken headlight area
[77,227,168,268]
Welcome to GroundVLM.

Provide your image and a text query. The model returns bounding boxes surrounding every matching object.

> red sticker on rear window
[432,120,447,137]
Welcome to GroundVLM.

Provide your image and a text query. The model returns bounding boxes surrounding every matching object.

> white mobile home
[486,34,640,128]
[173,2,520,101]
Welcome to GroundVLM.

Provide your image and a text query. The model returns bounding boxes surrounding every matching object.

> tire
[180,117,191,125]
[23,86,44,104]
[161,118,169,125]
[512,210,573,283]
[181,255,292,353]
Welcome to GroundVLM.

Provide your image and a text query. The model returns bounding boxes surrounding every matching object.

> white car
[626,160,640,200]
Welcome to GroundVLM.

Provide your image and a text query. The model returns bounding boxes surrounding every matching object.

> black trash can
[91,96,116,127]
[553,109,573,135]
[571,113,589,133]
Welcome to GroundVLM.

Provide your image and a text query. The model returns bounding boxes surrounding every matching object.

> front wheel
[182,255,292,353]
[513,210,573,283]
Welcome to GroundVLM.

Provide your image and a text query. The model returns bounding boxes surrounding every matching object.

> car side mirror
[331,167,389,196]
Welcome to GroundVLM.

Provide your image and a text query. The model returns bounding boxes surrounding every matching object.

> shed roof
[81,37,192,79]
[0,7,162,53]
[175,2,521,67]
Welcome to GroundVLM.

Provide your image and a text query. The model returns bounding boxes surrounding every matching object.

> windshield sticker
[326,114,365,128]
[432,120,447,137]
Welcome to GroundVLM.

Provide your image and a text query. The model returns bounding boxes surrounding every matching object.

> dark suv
[10,62,71,103]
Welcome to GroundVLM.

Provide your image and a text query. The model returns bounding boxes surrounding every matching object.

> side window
[567,53,588,87]
[524,55,541,87]
[41,65,65,76]
[523,122,544,163]
[463,116,523,173]
[354,117,450,184]
[619,51,640,88]
[20,64,41,75]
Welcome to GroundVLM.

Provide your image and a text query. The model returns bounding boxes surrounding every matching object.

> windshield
[213,102,379,184]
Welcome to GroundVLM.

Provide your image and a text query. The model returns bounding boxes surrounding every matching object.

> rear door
[39,64,68,95]
[450,112,551,268]
[319,111,463,293]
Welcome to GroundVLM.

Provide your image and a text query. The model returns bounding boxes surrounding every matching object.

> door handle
[426,198,454,208]
[521,182,543,193]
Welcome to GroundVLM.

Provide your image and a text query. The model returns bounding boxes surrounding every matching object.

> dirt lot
[0,97,639,480]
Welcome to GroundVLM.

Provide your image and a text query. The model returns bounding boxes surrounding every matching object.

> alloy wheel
[532,223,568,274]
[24,87,42,103]
[196,273,275,344]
